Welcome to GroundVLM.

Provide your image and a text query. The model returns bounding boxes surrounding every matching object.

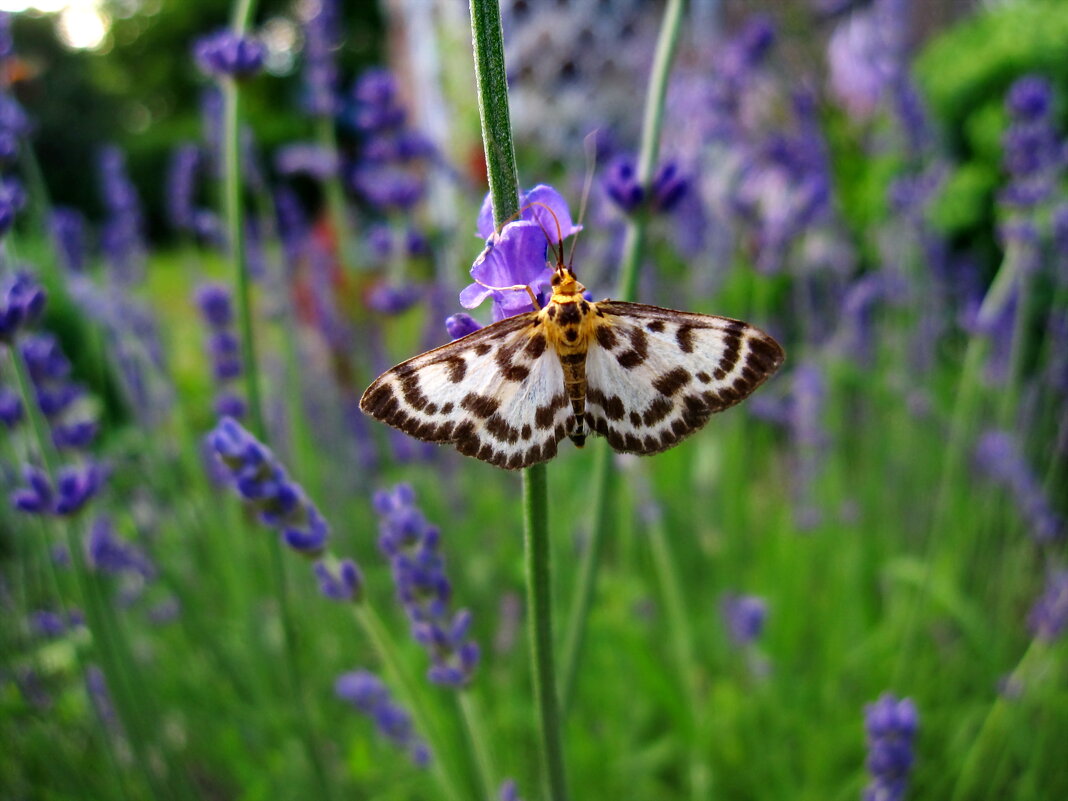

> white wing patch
[585,301,785,455]
[359,314,571,470]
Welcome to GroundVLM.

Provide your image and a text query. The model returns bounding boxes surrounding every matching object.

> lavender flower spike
[0,272,46,343]
[721,593,768,645]
[208,417,329,556]
[194,29,266,80]
[1029,571,1068,643]
[335,670,430,766]
[374,484,480,688]
[863,693,918,801]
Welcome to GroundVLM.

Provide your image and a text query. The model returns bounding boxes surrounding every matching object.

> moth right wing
[584,301,785,455]
[360,314,572,470]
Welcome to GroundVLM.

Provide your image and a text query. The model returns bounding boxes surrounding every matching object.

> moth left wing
[585,301,784,455]
[360,313,571,470]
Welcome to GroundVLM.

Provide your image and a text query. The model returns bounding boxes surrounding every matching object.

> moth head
[550,263,585,296]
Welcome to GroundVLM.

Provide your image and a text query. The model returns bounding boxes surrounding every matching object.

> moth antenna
[567,131,599,270]
[523,200,566,267]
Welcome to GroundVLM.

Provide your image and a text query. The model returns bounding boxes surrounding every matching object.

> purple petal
[522,185,582,241]
[475,191,495,238]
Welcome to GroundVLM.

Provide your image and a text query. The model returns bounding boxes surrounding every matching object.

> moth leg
[472,278,542,310]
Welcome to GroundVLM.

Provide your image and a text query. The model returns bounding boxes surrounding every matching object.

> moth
[360,251,785,470]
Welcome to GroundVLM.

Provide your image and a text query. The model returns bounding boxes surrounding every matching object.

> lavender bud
[194,29,266,80]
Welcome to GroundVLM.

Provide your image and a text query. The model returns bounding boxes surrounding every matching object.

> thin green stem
[354,604,465,801]
[469,3,567,797]
[616,0,686,302]
[315,115,355,272]
[560,0,687,718]
[558,440,613,709]
[223,77,266,441]
[524,465,569,801]
[469,0,520,225]
[636,468,709,801]
[457,690,499,801]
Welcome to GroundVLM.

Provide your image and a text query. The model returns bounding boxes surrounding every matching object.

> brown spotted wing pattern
[583,301,784,455]
[359,313,573,469]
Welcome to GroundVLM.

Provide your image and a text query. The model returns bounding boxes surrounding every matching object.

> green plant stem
[469,0,520,225]
[524,465,569,801]
[223,77,266,441]
[354,604,465,801]
[315,115,355,272]
[616,0,686,302]
[636,467,709,801]
[469,2,567,798]
[457,690,499,801]
[560,0,687,715]
[559,441,613,708]
[7,347,187,801]
[950,640,1041,801]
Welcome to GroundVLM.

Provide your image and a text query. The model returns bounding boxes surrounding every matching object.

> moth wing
[360,314,571,470]
[585,301,785,455]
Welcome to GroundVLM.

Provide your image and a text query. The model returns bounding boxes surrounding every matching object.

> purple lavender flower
[194,29,266,80]
[0,176,25,236]
[335,670,430,766]
[314,558,362,602]
[499,779,525,801]
[49,208,87,274]
[11,462,106,517]
[209,416,329,555]
[374,485,480,688]
[974,430,1061,542]
[603,155,644,213]
[0,385,22,428]
[350,162,425,211]
[1000,75,1061,213]
[275,142,338,180]
[462,184,580,321]
[86,516,155,578]
[18,332,98,450]
[0,272,45,343]
[351,68,407,133]
[0,12,12,60]
[85,665,116,726]
[301,0,340,117]
[445,313,482,340]
[166,143,220,240]
[1028,570,1068,642]
[30,609,67,638]
[0,93,30,165]
[721,593,768,645]
[98,145,145,284]
[195,283,245,419]
[863,693,918,801]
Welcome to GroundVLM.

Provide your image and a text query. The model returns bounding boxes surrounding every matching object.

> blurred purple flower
[335,670,430,766]
[314,558,362,602]
[86,516,156,579]
[0,12,13,60]
[863,693,918,801]
[209,416,329,555]
[0,176,25,236]
[0,385,22,428]
[195,283,245,419]
[11,462,107,517]
[0,93,30,165]
[351,68,406,133]
[721,593,768,645]
[974,430,1061,542]
[275,142,338,180]
[499,779,525,801]
[301,0,340,117]
[1000,75,1061,213]
[366,281,421,315]
[49,207,87,274]
[603,155,644,213]
[194,29,266,79]
[374,484,480,688]
[19,332,98,451]
[0,272,45,343]
[1028,570,1068,642]
[98,145,145,284]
